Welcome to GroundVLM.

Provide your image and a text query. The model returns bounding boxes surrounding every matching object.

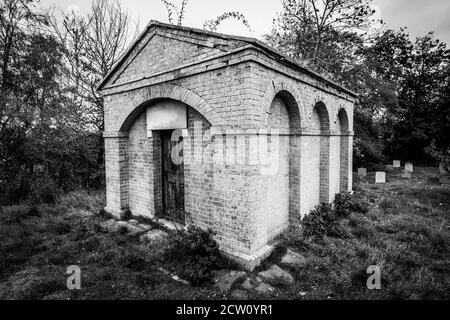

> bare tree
[47,0,138,131]
[203,11,252,32]
[161,0,188,26]
[160,0,252,33]
[0,0,45,128]
[267,0,377,66]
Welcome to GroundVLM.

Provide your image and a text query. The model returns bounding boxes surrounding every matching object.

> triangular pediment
[98,21,250,89]
[98,20,358,98]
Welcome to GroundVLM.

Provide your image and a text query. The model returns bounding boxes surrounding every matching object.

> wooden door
[161,130,185,222]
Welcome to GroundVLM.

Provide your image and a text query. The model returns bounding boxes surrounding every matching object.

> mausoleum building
[98,20,357,268]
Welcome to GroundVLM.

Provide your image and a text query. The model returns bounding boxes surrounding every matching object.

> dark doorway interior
[160,130,185,223]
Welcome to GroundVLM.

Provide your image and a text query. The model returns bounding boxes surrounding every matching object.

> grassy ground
[271,167,450,299]
[0,167,448,300]
[0,190,220,299]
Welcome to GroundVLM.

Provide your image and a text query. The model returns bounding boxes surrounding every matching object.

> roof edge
[97,20,358,98]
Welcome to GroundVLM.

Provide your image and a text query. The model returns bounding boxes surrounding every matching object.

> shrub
[350,219,375,239]
[120,209,132,221]
[379,198,397,214]
[334,192,369,217]
[164,226,226,285]
[48,221,71,235]
[58,190,105,212]
[47,249,73,265]
[118,250,148,271]
[0,205,31,224]
[28,176,60,204]
[27,206,41,218]
[302,203,346,238]
[20,278,64,300]
[352,175,367,192]
[81,236,101,252]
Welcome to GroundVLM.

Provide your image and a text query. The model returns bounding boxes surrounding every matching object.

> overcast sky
[40,0,450,45]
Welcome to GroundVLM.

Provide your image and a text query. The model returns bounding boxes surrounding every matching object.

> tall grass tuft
[57,189,105,213]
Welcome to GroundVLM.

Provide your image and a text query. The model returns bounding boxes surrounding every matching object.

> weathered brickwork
[99,21,357,269]
[255,97,290,247]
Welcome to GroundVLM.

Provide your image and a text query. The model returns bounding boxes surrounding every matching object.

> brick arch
[263,77,304,228]
[119,83,219,131]
[261,77,303,132]
[309,101,331,203]
[337,108,349,133]
[312,101,330,134]
[338,108,350,192]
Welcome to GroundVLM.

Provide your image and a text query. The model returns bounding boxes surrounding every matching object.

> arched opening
[264,90,301,240]
[125,98,212,222]
[313,102,330,203]
[338,109,349,133]
[313,102,330,133]
[338,108,350,192]
[120,99,188,132]
[117,84,219,133]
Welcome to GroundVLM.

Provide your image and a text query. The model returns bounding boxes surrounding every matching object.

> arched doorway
[312,102,330,203]
[265,91,301,239]
[125,98,212,222]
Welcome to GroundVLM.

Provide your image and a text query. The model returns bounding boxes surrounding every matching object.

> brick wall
[300,135,321,217]
[104,134,129,217]
[127,113,160,218]
[329,135,341,202]
[252,97,291,250]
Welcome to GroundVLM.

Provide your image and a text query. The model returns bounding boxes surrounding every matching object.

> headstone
[405,162,413,172]
[393,160,401,168]
[401,170,411,179]
[375,172,386,183]
[385,165,394,172]
[357,168,367,177]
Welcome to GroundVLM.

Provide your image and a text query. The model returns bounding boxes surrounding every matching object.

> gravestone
[405,162,413,172]
[401,170,411,179]
[357,168,367,177]
[385,165,394,172]
[375,172,386,183]
[393,160,401,168]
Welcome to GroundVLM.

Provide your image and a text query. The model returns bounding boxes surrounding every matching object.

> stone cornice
[100,46,357,104]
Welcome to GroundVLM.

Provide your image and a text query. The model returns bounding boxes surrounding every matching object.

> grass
[272,167,450,299]
[0,167,448,300]
[0,191,220,299]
